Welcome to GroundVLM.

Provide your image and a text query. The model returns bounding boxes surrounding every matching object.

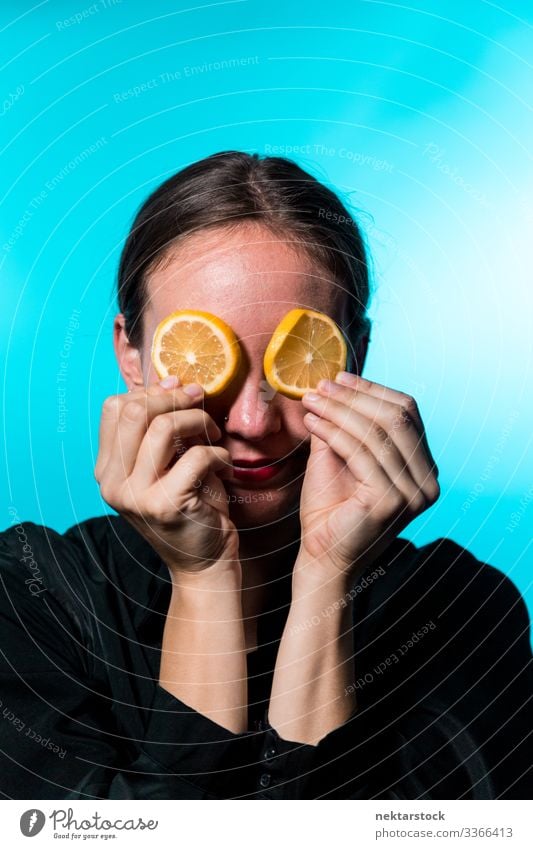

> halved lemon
[151,309,240,396]
[264,308,347,399]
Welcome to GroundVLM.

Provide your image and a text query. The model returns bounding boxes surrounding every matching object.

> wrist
[289,564,355,638]
[291,547,354,600]
[169,558,242,611]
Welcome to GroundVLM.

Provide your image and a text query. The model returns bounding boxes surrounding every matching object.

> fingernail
[160,376,179,389]
[336,371,356,385]
[303,391,320,403]
[183,383,204,397]
[317,379,341,394]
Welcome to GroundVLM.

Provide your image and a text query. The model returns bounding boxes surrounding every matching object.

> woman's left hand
[297,372,440,582]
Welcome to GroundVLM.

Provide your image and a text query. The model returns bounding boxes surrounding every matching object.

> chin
[225,484,300,531]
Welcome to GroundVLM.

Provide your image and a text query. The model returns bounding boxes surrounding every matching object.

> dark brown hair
[117,150,372,369]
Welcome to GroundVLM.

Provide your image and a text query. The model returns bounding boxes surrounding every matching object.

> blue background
[1,1,531,626]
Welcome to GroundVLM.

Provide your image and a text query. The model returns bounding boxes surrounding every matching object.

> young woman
[1,151,531,799]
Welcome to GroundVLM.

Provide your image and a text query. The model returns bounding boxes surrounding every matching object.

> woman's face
[137,221,355,531]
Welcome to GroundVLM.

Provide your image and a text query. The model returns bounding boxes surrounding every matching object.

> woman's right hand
[94,377,239,576]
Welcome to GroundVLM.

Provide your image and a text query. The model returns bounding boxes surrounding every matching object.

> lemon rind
[263,309,347,399]
[151,309,240,396]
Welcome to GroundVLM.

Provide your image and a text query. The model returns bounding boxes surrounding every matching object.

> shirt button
[263,745,277,761]
[259,772,272,788]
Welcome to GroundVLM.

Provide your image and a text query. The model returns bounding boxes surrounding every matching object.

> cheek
[281,400,310,442]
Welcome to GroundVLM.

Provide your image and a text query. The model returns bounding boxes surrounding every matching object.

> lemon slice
[264,308,347,399]
[151,309,241,396]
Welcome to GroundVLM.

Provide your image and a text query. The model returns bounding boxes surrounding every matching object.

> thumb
[141,374,182,397]
[159,375,182,390]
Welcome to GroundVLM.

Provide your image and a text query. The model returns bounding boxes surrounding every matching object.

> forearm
[159,561,247,734]
[269,557,357,745]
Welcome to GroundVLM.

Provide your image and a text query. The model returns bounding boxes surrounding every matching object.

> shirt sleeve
[110,685,257,799]
[319,538,533,801]
[0,524,256,800]
[250,705,406,799]
[249,540,533,800]
[411,541,533,800]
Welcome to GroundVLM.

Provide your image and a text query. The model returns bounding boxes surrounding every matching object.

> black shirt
[0,514,531,799]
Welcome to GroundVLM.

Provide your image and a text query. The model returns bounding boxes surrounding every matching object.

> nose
[223,374,281,441]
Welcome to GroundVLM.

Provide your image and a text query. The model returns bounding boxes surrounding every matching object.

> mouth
[231,457,287,483]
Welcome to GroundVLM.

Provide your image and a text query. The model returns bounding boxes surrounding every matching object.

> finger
[95,379,184,480]
[302,392,423,505]
[150,445,233,513]
[312,379,438,493]
[100,382,205,484]
[334,372,438,475]
[95,394,123,483]
[303,411,395,497]
[335,372,421,416]
[130,409,222,488]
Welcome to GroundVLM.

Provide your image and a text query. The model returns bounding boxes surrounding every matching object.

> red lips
[231,457,285,483]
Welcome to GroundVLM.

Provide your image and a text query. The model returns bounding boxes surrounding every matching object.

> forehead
[144,222,347,334]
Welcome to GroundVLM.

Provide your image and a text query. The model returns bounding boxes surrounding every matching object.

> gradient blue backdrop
[1,1,531,629]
